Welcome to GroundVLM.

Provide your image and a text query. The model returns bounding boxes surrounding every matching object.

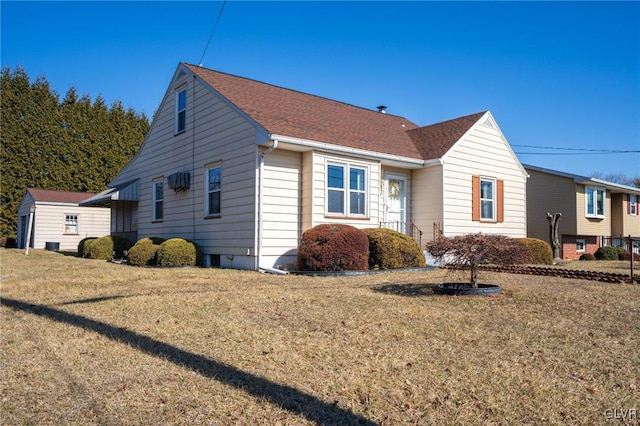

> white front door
[385,174,407,233]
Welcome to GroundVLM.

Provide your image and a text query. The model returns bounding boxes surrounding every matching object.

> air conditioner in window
[167,171,190,192]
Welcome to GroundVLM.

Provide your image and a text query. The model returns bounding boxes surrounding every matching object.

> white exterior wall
[441,118,527,237]
[111,67,262,269]
[411,164,444,242]
[17,196,110,251]
[308,151,381,230]
[260,150,302,269]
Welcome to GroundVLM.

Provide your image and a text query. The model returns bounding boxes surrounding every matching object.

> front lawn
[1,249,638,425]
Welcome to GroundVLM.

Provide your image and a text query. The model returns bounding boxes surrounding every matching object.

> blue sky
[2,1,639,178]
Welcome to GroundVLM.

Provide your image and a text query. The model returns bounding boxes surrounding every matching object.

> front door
[385,174,407,234]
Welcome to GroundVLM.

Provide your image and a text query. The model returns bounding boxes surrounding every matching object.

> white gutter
[270,134,427,167]
[257,139,279,271]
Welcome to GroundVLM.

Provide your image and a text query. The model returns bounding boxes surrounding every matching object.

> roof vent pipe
[377,105,387,113]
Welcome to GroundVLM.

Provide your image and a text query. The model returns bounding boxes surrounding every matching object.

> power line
[197,0,228,68]
[515,151,640,155]
[512,144,639,154]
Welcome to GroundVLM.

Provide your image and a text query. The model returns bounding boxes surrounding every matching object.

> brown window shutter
[497,179,504,223]
[472,175,480,221]
[628,194,632,215]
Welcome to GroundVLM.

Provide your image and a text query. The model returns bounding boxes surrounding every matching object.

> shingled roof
[184,63,485,161]
[26,188,97,204]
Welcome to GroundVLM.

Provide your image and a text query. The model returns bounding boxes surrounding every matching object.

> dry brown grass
[1,249,639,425]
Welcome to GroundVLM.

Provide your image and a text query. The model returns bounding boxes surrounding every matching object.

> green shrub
[155,238,198,267]
[84,235,132,260]
[297,224,369,271]
[594,246,625,260]
[127,238,164,266]
[579,253,596,261]
[362,228,425,269]
[78,237,98,257]
[515,238,553,265]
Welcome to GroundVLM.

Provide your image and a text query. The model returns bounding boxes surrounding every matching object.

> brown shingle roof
[27,188,97,204]
[184,63,484,161]
[407,111,487,160]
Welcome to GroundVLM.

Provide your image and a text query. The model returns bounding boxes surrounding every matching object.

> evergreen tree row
[1,66,150,237]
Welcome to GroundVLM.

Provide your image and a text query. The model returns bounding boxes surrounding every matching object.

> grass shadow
[372,283,438,297]
[1,297,377,426]
[56,295,130,306]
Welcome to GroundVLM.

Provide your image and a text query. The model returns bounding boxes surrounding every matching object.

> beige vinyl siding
[309,151,381,229]
[621,195,640,236]
[111,69,260,266]
[301,151,314,232]
[576,185,611,236]
[17,202,110,251]
[526,169,577,241]
[442,121,527,237]
[261,150,302,269]
[411,164,443,241]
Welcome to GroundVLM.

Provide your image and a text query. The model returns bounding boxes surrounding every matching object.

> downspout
[258,140,286,274]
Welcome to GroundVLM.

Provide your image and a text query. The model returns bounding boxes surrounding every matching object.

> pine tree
[0,66,149,237]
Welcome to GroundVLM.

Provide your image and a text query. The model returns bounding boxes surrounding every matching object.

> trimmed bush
[618,251,640,261]
[78,237,98,257]
[84,235,132,260]
[515,238,553,265]
[155,238,198,267]
[127,237,165,266]
[363,228,425,269]
[579,253,596,261]
[594,246,625,260]
[297,224,369,271]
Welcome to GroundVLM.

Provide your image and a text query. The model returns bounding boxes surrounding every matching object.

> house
[17,188,111,251]
[82,62,527,270]
[524,165,640,259]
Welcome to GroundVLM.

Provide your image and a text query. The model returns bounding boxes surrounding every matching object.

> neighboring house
[82,62,527,270]
[17,188,111,251]
[524,165,640,259]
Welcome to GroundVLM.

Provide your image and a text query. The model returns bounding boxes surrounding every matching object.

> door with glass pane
[385,175,407,233]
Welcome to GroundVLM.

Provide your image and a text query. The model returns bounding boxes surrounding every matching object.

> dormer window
[175,88,186,134]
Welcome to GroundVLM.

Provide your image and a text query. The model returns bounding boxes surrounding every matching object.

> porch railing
[601,236,640,254]
[379,221,423,247]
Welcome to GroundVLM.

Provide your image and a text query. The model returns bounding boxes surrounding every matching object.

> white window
[630,194,638,216]
[585,186,605,218]
[175,88,186,134]
[327,162,367,216]
[480,177,496,221]
[64,215,78,234]
[153,180,164,221]
[576,239,585,252]
[206,165,221,216]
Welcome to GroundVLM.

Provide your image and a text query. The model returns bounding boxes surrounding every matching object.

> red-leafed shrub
[297,224,369,271]
[426,233,532,288]
[618,251,640,261]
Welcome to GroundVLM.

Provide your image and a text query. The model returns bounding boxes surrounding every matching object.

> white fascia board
[34,201,80,207]
[270,134,428,168]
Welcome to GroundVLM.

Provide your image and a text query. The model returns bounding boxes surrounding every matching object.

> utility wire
[512,144,639,154]
[197,0,228,68]
[515,151,640,155]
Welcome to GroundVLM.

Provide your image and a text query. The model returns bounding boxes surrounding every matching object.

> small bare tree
[425,233,531,288]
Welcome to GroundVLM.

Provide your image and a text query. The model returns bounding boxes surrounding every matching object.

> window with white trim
[576,239,585,252]
[153,180,164,221]
[630,194,638,216]
[480,177,496,221]
[175,88,186,134]
[327,162,367,216]
[64,215,78,234]
[206,165,221,216]
[585,186,605,218]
